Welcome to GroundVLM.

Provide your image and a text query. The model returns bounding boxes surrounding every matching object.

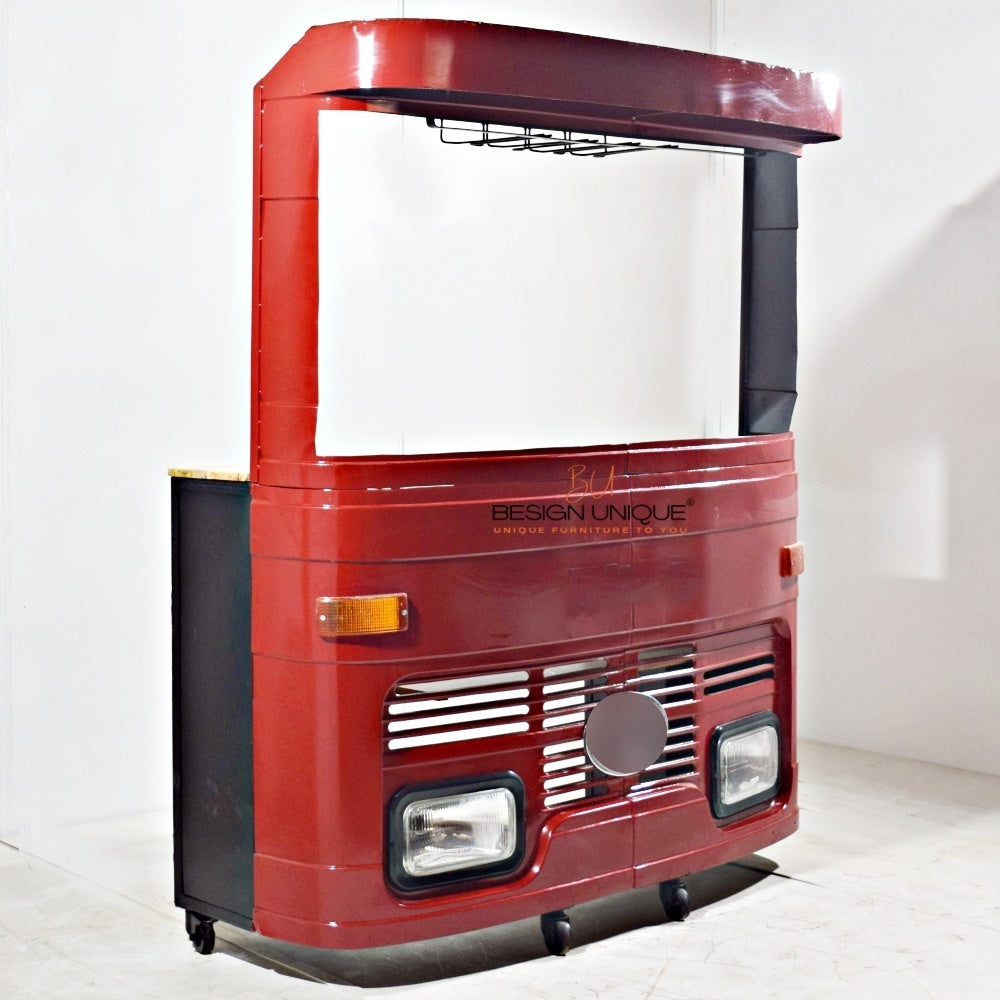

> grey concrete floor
[1,741,997,999]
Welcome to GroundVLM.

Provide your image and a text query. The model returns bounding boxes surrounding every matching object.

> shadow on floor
[206,854,779,987]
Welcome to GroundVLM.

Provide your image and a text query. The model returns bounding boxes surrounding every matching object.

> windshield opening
[316,110,742,456]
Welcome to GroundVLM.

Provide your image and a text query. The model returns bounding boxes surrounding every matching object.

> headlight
[388,774,524,891]
[711,712,780,819]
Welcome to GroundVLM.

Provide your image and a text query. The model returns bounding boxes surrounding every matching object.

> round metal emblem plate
[583,690,669,777]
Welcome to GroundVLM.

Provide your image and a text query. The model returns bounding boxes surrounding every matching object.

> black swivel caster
[540,909,572,956]
[185,910,217,955]
[658,879,691,922]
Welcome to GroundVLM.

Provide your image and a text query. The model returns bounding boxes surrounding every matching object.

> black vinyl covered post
[739,150,799,435]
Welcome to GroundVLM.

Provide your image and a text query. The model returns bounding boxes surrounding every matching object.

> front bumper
[253,770,797,949]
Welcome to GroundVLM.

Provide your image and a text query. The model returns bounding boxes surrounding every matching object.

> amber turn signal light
[780,543,804,578]
[317,594,409,637]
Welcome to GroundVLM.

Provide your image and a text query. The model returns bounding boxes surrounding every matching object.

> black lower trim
[176,892,254,931]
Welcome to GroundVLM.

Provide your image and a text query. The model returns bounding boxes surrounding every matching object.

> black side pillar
[171,475,254,929]
[739,150,799,435]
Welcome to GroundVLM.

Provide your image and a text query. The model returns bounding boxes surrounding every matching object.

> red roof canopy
[261,19,841,154]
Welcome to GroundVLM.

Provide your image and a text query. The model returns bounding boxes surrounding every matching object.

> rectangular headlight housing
[388,774,524,892]
[711,712,781,819]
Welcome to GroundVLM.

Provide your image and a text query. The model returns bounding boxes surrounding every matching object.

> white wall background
[1,0,998,890]
[720,1,1000,775]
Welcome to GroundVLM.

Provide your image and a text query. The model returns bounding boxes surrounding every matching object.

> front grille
[703,655,776,696]
[385,671,531,751]
[539,658,613,808]
[627,646,698,790]
[384,624,780,809]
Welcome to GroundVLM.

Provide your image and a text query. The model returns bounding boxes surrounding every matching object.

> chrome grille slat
[541,658,609,679]
[387,686,531,715]
[387,720,530,751]
[640,762,697,779]
[386,703,530,733]
[541,711,589,731]
[393,670,530,696]
[544,787,589,808]
[543,754,587,774]
[544,771,591,790]
[543,738,586,757]
[662,736,696,753]
[542,693,591,713]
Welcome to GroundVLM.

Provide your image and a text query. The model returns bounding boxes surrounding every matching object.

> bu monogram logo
[566,464,615,503]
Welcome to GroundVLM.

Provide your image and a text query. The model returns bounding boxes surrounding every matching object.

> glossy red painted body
[251,437,800,947]
[246,20,838,949]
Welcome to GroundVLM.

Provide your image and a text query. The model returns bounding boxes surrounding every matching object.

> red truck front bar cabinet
[171,19,841,957]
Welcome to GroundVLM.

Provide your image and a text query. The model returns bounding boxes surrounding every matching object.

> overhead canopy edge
[260,19,842,153]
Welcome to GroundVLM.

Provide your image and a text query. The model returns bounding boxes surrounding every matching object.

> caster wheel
[540,909,572,956]
[185,911,216,955]
[658,879,691,922]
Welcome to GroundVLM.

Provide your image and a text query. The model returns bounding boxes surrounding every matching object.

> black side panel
[739,150,798,435]
[171,476,253,928]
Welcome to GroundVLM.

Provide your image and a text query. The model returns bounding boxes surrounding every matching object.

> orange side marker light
[780,543,805,578]
[317,594,409,637]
